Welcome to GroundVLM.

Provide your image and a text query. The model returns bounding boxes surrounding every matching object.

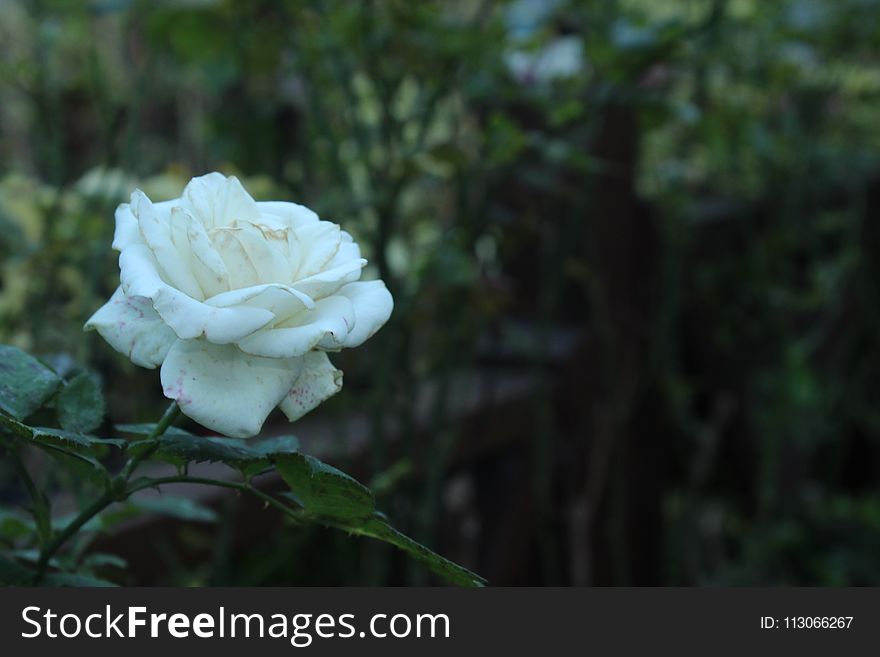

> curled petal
[338,280,394,348]
[279,352,343,422]
[120,244,274,343]
[292,258,366,301]
[161,339,303,438]
[237,295,355,359]
[133,191,204,300]
[84,287,177,368]
[206,282,314,318]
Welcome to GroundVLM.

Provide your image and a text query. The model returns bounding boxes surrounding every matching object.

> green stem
[35,402,180,580]
[120,402,181,480]
[35,490,114,577]
[7,444,51,546]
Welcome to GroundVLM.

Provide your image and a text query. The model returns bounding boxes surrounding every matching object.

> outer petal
[114,196,179,252]
[237,295,355,358]
[161,339,303,438]
[111,202,140,251]
[119,243,274,343]
[279,352,343,422]
[84,287,177,368]
[337,280,394,347]
[327,230,362,268]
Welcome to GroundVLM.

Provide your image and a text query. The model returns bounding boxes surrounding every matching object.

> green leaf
[241,435,302,477]
[120,424,299,473]
[0,509,36,541]
[0,413,122,452]
[81,553,128,570]
[272,452,485,586]
[274,453,375,521]
[248,435,302,459]
[139,433,260,465]
[56,372,105,434]
[0,413,120,476]
[0,345,61,420]
[0,412,31,442]
[30,426,124,451]
[10,548,59,568]
[0,553,35,584]
[129,496,218,523]
[354,515,487,588]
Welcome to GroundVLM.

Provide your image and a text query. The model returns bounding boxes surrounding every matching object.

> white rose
[85,172,393,438]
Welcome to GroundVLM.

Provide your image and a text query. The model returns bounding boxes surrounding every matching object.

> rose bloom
[86,173,392,437]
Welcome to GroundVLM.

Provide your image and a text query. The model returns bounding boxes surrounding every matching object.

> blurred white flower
[503,0,584,85]
[75,167,137,204]
[86,172,393,437]
[505,36,584,84]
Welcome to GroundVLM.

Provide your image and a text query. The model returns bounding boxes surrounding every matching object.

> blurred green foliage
[2,0,880,585]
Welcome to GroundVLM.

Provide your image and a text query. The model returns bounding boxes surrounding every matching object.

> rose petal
[279,351,343,422]
[293,221,342,279]
[256,200,320,229]
[292,258,366,300]
[160,339,302,438]
[133,190,204,300]
[326,230,362,268]
[337,280,394,348]
[232,221,294,285]
[170,207,230,298]
[182,173,260,229]
[237,295,355,358]
[120,243,275,343]
[206,282,314,323]
[209,227,264,289]
[111,202,140,251]
[84,287,178,368]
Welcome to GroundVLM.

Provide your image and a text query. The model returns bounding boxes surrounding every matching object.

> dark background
[3,0,880,586]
